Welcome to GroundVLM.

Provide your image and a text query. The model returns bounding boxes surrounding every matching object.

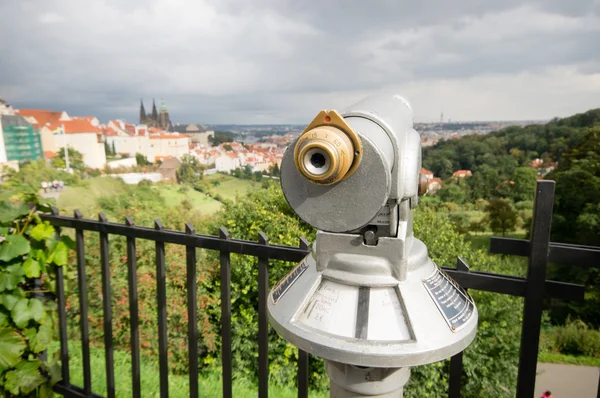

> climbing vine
[0,199,72,396]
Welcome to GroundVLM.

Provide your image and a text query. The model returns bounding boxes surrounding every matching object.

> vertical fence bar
[155,220,169,398]
[258,232,270,398]
[74,210,92,396]
[51,207,70,386]
[185,224,199,398]
[125,217,141,398]
[219,227,233,398]
[516,181,555,398]
[449,353,463,398]
[449,257,469,398]
[297,237,310,398]
[99,213,115,398]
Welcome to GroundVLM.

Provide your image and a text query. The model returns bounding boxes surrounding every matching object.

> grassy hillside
[55,175,256,220]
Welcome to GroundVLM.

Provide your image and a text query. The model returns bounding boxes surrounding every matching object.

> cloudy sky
[1,0,599,124]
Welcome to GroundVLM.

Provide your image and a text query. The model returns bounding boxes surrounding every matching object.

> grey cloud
[0,0,599,123]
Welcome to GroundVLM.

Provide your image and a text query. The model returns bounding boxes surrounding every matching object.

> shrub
[553,318,600,357]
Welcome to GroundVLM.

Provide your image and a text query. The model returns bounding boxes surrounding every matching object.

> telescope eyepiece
[293,113,362,186]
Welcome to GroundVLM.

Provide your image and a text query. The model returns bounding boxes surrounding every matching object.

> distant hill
[422,108,600,179]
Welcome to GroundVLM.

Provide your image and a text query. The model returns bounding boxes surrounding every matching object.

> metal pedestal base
[326,361,411,397]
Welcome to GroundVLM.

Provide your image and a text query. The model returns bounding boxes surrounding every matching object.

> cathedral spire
[151,99,158,122]
[139,99,146,124]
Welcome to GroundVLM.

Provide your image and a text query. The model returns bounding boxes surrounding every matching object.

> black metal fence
[40,180,599,398]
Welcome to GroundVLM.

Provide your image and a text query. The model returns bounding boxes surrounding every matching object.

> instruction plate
[423,268,474,332]
[271,259,309,304]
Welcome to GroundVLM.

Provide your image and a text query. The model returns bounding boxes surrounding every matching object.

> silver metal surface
[270,94,477,393]
[281,135,391,233]
[342,94,421,205]
[267,236,478,368]
[327,362,410,397]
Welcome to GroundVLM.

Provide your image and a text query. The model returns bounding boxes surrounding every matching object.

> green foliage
[423,109,600,200]
[510,167,538,202]
[135,152,152,166]
[0,198,71,395]
[54,146,85,171]
[546,127,600,327]
[177,154,205,185]
[1,159,80,200]
[542,318,600,357]
[204,186,325,388]
[209,131,237,146]
[408,206,522,397]
[439,183,467,204]
[484,199,519,236]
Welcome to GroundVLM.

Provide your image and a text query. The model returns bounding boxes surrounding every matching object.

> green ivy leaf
[0,311,8,327]
[11,298,45,328]
[0,202,30,224]
[29,323,52,353]
[49,241,68,266]
[23,258,41,278]
[0,235,30,262]
[4,360,46,395]
[45,360,62,386]
[29,223,55,242]
[33,249,47,264]
[0,327,27,372]
[1,293,21,311]
[0,265,26,292]
[61,235,76,250]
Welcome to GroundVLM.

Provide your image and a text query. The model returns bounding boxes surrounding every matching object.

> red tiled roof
[125,124,136,135]
[420,168,433,175]
[452,170,472,177]
[47,120,101,134]
[17,109,65,127]
[44,151,58,159]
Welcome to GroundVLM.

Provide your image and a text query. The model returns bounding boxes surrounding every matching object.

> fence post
[185,223,199,398]
[516,180,555,398]
[258,232,270,398]
[297,237,310,398]
[220,227,233,398]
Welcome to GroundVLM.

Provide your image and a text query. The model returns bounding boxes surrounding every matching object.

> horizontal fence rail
[39,180,599,398]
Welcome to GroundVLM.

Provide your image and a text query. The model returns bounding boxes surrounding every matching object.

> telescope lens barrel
[294,125,356,185]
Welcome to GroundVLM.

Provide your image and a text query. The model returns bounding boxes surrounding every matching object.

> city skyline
[1,0,599,124]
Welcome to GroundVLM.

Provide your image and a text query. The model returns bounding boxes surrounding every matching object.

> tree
[135,152,152,166]
[53,147,85,171]
[176,154,204,184]
[223,144,233,152]
[268,163,280,177]
[484,199,518,236]
[438,183,466,204]
[510,167,538,202]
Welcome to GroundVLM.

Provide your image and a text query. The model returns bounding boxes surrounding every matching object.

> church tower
[139,99,147,124]
[158,98,171,130]
[151,99,158,124]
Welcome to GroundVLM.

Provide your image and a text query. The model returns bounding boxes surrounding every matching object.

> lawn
[203,174,257,201]
[152,184,222,215]
[54,341,328,398]
[55,175,257,220]
[56,177,127,217]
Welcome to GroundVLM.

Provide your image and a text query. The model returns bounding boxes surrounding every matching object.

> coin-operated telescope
[268,94,478,397]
